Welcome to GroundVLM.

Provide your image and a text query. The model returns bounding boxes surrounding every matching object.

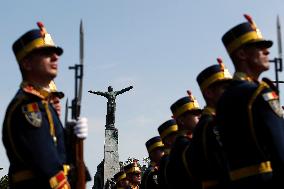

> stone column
[103,127,120,186]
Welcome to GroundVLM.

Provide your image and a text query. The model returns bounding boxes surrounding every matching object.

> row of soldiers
[111,14,284,189]
[111,162,142,189]
[2,10,284,189]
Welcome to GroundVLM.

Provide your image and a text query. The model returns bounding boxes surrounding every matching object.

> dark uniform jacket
[157,152,170,189]
[166,133,196,189]
[216,73,284,189]
[188,106,229,189]
[141,163,159,189]
[2,82,67,188]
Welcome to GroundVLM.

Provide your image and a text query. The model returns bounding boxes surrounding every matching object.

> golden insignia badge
[268,99,283,117]
[22,103,42,127]
[262,91,283,117]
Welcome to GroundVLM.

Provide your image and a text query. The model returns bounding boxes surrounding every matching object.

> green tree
[0,174,9,189]
[122,157,150,174]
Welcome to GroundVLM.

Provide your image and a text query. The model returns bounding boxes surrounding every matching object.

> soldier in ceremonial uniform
[49,81,65,117]
[124,161,142,189]
[113,171,130,189]
[187,59,232,189]
[157,119,178,189]
[2,22,88,189]
[166,93,202,188]
[158,119,178,155]
[141,136,165,189]
[216,14,284,189]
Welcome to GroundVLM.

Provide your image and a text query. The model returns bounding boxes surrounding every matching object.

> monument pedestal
[103,127,120,186]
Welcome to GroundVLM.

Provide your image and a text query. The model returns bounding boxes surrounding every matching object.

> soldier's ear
[203,88,213,100]
[176,117,184,126]
[20,58,33,71]
[234,48,247,61]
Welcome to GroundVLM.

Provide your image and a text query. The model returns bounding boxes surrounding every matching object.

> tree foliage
[0,174,9,189]
[121,157,150,174]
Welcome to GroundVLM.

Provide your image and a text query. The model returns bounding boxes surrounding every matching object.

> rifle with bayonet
[68,20,86,189]
[270,15,283,91]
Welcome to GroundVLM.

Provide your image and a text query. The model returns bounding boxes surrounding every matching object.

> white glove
[74,117,88,139]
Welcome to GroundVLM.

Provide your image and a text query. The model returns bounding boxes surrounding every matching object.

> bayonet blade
[277,15,282,59]
[77,20,84,114]
[80,19,84,66]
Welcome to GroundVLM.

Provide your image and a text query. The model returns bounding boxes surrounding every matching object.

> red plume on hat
[244,14,257,31]
[244,14,253,24]
[217,57,225,71]
[187,90,196,101]
[37,22,47,37]
[187,90,191,97]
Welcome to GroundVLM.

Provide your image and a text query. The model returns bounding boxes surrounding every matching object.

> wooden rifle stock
[73,98,85,189]
[75,137,85,189]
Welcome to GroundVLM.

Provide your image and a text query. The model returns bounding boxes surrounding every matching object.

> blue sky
[1,1,283,188]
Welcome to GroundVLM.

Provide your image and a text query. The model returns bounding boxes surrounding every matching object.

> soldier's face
[179,111,200,131]
[50,96,61,117]
[150,148,164,163]
[24,48,59,81]
[164,133,177,148]
[132,172,141,184]
[206,80,231,106]
[243,45,270,73]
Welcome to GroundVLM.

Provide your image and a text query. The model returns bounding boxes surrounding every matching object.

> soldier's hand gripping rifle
[68,20,86,189]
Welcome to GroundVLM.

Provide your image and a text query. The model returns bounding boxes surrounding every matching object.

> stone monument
[89,86,133,188]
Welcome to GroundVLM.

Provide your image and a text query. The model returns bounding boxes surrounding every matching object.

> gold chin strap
[164,148,171,155]
[202,106,216,116]
[21,81,51,99]
[178,130,189,137]
[233,72,255,82]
